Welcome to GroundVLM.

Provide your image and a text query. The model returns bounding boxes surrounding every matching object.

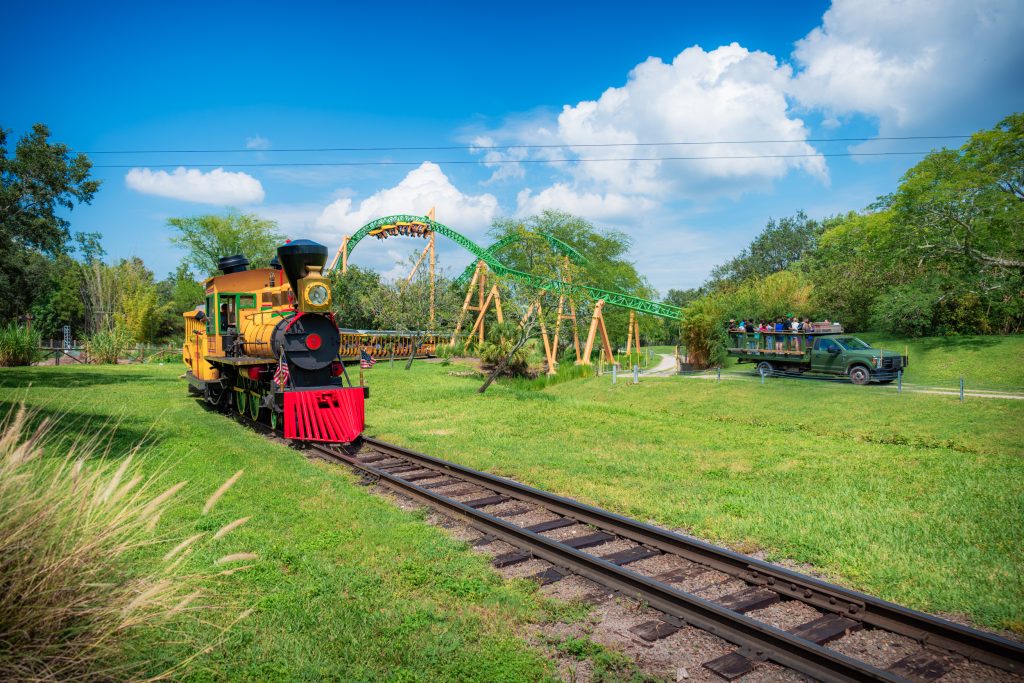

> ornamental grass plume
[0,405,255,682]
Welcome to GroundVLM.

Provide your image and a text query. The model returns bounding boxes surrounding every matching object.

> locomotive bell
[277,239,332,313]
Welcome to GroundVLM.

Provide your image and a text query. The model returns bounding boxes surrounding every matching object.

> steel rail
[354,436,1024,676]
[310,441,904,683]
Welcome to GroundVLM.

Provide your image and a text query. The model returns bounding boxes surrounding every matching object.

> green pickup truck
[727,330,907,384]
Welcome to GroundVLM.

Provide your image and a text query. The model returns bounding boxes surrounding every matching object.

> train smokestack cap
[277,239,327,291]
[218,254,250,274]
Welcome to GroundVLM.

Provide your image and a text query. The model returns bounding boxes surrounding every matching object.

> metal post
[897,370,902,394]
[760,367,766,385]
[960,376,964,402]
[632,364,639,384]
[717,366,721,382]
[612,364,617,385]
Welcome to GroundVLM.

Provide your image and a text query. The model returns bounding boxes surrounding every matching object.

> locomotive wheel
[235,388,246,413]
[756,361,774,376]
[249,392,261,420]
[269,410,278,430]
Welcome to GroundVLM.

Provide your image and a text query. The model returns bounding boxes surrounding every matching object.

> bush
[680,296,729,369]
[0,323,40,367]
[478,322,531,377]
[84,325,134,364]
[0,406,254,681]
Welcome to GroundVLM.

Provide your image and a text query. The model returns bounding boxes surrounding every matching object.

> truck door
[812,338,844,374]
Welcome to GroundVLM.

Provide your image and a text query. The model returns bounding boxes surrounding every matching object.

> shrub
[0,323,40,367]
[85,325,134,364]
[680,296,729,369]
[478,322,531,377]
[0,406,254,681]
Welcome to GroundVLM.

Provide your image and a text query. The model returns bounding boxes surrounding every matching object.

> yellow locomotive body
[182,241,365,443]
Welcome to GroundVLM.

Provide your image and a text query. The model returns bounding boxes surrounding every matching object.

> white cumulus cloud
[313,162,500,240]
[245,135,271,150]
[515,184,654,222]
[791,0,1024,136]
[125,167,264,205]
[554,43,826,196]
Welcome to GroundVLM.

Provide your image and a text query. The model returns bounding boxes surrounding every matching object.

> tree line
[2,114,1020,367]
[672,113,1023,366]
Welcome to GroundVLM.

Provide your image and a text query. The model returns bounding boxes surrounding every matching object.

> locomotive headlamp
[306,283,329,306]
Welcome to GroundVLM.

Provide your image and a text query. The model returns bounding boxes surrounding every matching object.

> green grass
[0,365,559,682]
[856,334,1024,390]
[364,356,1024,633]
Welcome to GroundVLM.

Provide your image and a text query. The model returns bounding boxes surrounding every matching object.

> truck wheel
[756,361,774,376]
[849,365,871,385]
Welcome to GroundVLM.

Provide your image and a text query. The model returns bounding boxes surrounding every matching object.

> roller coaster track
[452,231,587,286]
[341,214,683,320]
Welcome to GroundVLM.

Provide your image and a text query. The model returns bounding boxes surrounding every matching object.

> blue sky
[3,0,1022,292]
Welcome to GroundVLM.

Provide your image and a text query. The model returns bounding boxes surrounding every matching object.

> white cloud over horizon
[312,162,500,243]
[125,167,265,205]
[791,0,1024,138]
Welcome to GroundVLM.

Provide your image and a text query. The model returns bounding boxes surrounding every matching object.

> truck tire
[849,365,871,385]
[756,361,774,377]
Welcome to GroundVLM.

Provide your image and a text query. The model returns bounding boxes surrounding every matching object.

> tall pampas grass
[0,406,256,681]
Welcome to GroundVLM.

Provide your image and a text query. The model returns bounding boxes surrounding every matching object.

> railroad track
[305,436,1023,683]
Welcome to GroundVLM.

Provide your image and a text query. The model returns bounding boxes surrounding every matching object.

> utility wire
[94,151,937,169]
[83,135,969,155]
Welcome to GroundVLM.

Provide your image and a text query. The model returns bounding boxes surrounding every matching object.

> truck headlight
[305,283,329,306]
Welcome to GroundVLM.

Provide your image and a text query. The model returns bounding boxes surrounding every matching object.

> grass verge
[366,356,1023,633]
[0,365,558,681]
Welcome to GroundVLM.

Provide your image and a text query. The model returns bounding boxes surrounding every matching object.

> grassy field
[366,355,1023,633]
[0,365,561,681]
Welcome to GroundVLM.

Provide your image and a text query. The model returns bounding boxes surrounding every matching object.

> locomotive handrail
[339,214,683,321]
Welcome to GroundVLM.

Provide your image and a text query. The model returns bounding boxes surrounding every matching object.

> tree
[362,252,462,368]
[155,262,205,339]
[329,265,384,329]
[168,211,283,277]
[707,211,829,289]
[0,124,100,322]
[488,211,657,354]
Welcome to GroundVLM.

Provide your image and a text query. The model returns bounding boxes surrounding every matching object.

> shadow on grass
[0,367,179,390]
[913,336,1003,352]
[0,399,165,461]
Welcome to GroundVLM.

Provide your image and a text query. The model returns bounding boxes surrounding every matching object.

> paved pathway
[643,355,1024,400]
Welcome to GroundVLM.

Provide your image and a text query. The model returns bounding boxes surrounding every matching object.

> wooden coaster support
[624,310,642,365]
[581,300,616,366]
[451,260,485,346]
[521,299,557,375]
[468,283,504,343]
[551,292,582,366]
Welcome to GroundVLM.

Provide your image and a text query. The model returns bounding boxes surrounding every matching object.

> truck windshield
[835,337,872,350]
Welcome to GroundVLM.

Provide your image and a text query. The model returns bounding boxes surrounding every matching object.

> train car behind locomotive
[182,239,365,443]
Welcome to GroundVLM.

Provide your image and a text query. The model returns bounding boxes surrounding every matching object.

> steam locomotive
[182,239,365,443]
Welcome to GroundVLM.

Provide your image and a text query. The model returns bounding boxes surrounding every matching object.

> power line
[83,135,969,155]
[94,150,936,169]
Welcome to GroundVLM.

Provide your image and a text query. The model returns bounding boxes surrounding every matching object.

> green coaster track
[340,214,683,320]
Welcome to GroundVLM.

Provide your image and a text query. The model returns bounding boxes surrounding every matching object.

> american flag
[360,350,376,369]
[274,353,290,387]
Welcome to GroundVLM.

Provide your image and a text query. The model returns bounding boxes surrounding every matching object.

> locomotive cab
[182,239,365,443]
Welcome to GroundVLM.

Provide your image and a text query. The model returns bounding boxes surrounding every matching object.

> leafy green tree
[168,211,283,277]
[707,211,827,289]
[155,262,205,339]
[488,210,658,352]
[0,124,100,322]
[329,265,384,329]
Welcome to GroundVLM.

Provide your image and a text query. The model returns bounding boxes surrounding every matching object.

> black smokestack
[276,239,327,292]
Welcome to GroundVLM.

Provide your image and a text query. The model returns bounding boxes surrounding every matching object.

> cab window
[218,294,237,333]
[239,294,256,309]
[205,296,214,334]
[817,338,840,353]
